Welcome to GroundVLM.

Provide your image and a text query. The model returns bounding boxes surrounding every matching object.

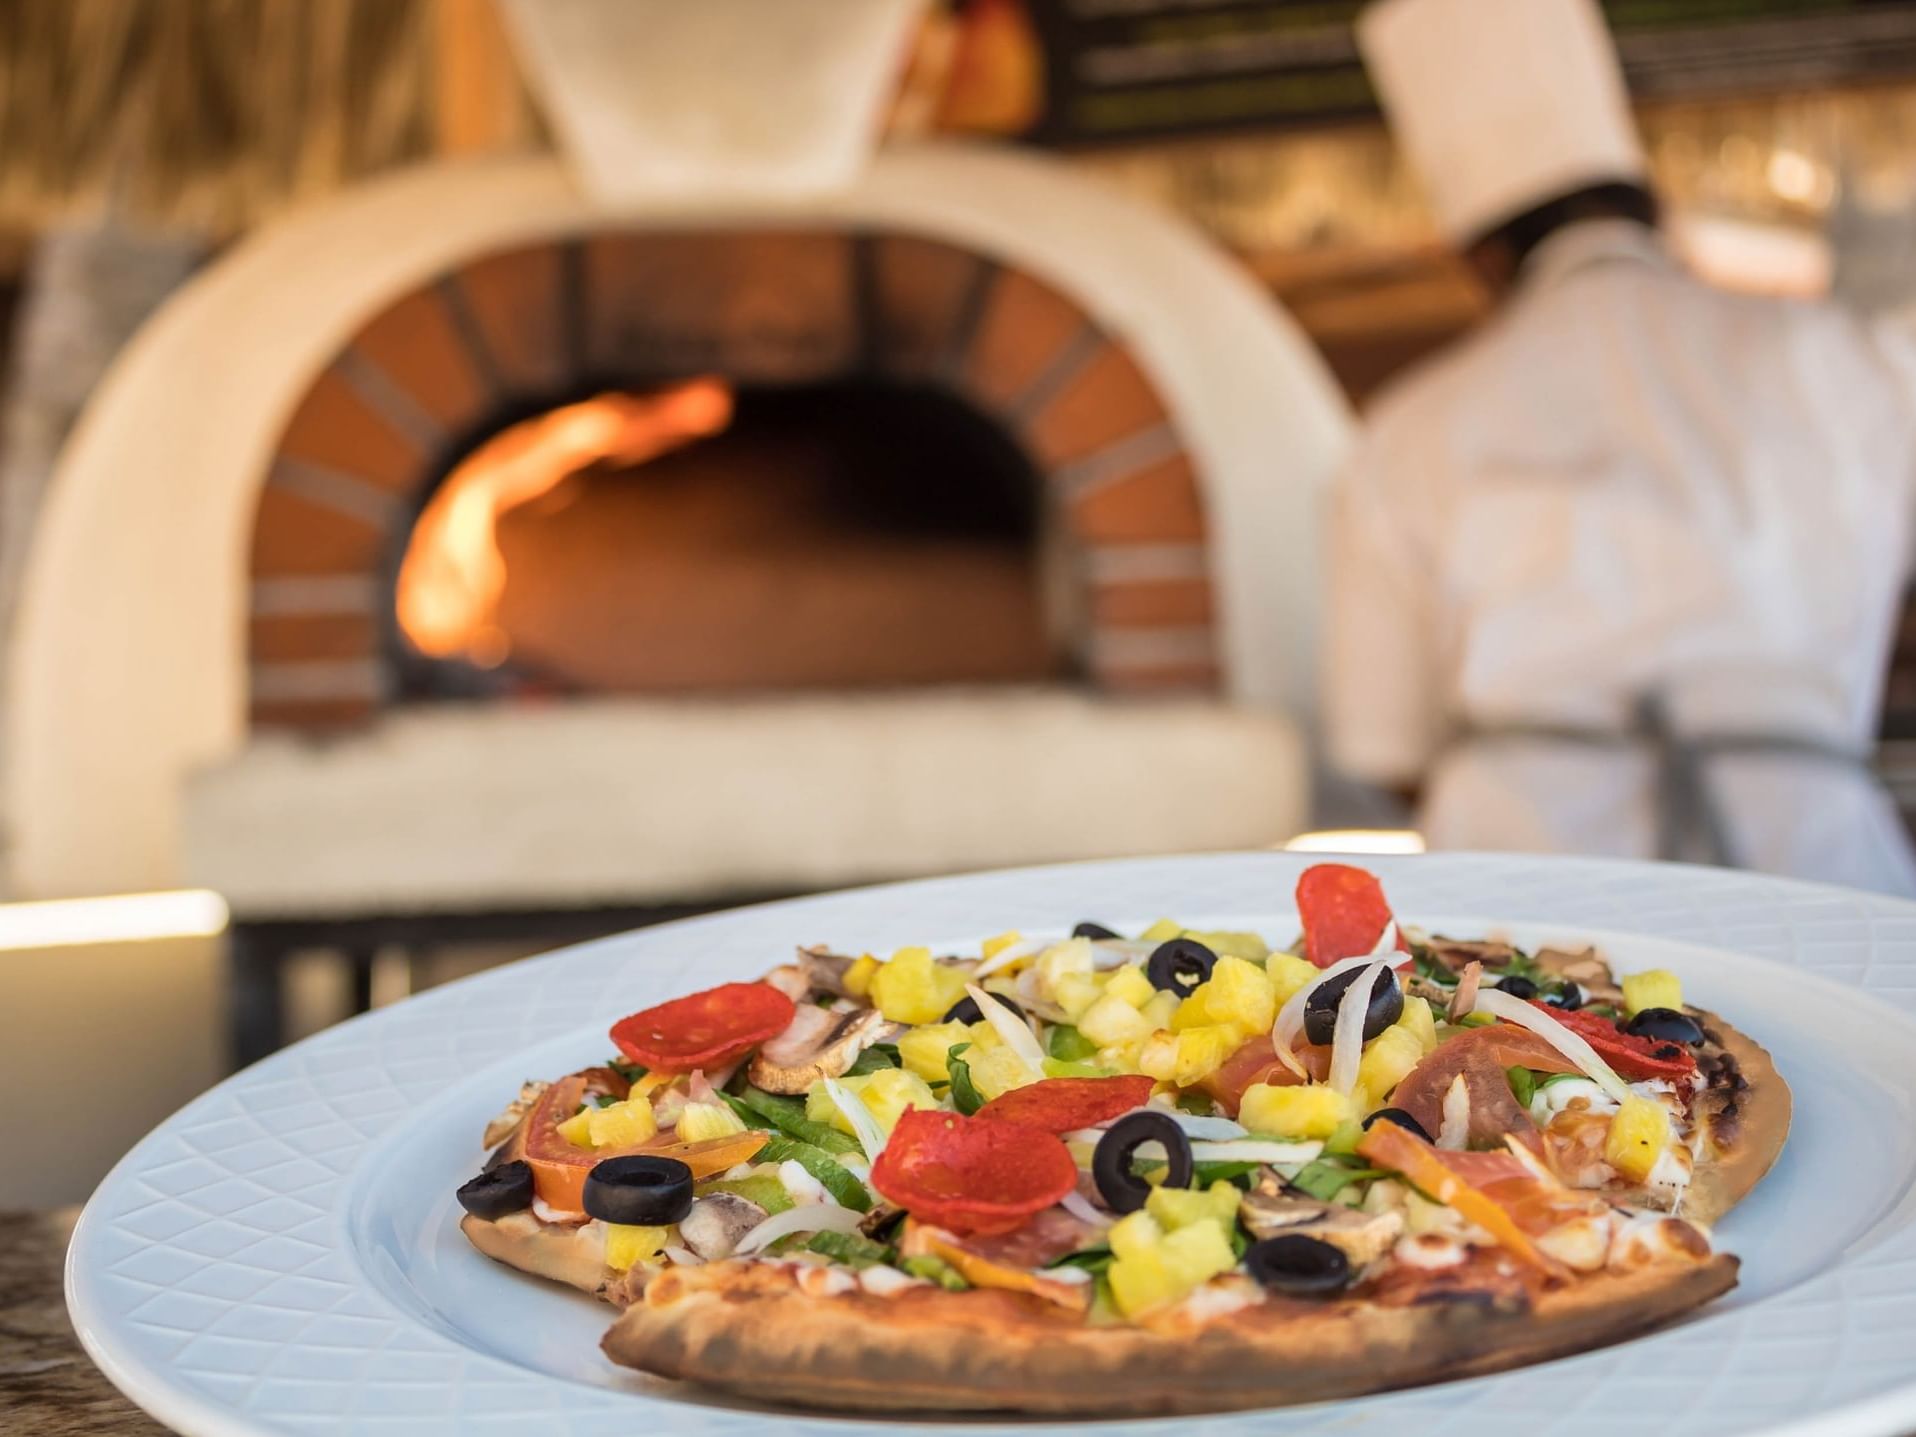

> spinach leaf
[946,1042,985,1115]
[803,1230,895,1268]
[725,1087,862,1156]
[1045,1025,1099,1062]
[844,1043,901,1077]
[752,1133,874,1211]
[1287,1158,1386,1202]
[1192,1159,1261,1187]
[607,1058,648,1083]
[900,1254,969,1290]
[1047,1247,1114,1274]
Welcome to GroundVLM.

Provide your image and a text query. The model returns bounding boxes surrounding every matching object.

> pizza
[456,863,1789,1415]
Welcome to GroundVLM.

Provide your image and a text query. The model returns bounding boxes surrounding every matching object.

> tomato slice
[871,1109,1078,1236]
[1296,863,1413,968]
[610,981,795,1072]
[1536,1004,1698,1082]
[517,1070,768,1212]
[973,1076,1154,1134]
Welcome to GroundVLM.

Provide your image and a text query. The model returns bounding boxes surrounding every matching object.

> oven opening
[391,377,1065,699]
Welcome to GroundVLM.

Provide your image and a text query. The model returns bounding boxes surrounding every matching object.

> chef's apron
[1449,693,1877,867]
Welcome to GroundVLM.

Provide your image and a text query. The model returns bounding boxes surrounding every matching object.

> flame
[395,380,732,665]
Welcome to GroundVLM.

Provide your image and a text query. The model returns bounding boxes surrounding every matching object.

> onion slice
[1268,922,1404,1079]
[1060,1189,1113,1228]
[820,1077,889,1164]
[1471,988,1632,1104]
[1328,959,1391,1096]
[1188,1138,1323,1164]
[972,937,1043,979]
[733,1201,866,1255]
[1437,1073,1471,1149]
[966,982,1048,1076]
[662,1245,705,1267]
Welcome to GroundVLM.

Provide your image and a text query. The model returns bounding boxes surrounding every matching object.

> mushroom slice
[1423,937,1518,975]
[1535,946,1623,1005]
[679,1193,768,1261]
[764,964,811,1003]
[482,1079,549,1150]
[1240,1179,1405,1268]
[748,1004,902,1095]
[797,945,860,998]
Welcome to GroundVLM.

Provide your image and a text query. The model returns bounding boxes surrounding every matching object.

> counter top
[1,1208,168,1434]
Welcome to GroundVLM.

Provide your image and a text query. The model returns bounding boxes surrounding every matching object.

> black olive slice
[457,1159,534,1221]
[1492,975,1539,1000]
[1092,1112,1193,1213]
[1542,981,1584,1011]
[582,1155,695,1226]
[942,992,1028,1026]
[1623,1007,1704,1047]
[1302,967,1405,1046]
[1360,1107,1432,1143]
[1244,1234,1352,1297]
[1145,938,1218,998]
[1073,921,1122,941]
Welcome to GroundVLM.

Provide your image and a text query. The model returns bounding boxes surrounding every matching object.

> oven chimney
[498,0,929,203]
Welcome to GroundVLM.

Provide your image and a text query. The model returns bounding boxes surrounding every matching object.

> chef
[1325,0,1916,894]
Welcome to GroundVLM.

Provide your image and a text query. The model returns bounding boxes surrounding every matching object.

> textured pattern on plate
[67,854,1916,1436]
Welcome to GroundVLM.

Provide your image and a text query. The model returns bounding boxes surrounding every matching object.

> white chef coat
[1324,218,1916,895]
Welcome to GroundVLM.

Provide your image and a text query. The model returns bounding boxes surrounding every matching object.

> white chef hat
[1357,0,1647,243]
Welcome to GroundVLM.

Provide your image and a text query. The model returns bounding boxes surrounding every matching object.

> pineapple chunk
[1202,956,1278,1034]
[966,1044,1039,1101]
[1108,1216,1235,1318]
[807,1068,939,1135]
[1053,973,1105,1021]
[981,930,1026,961]
[870,946,970,1025]
[1107,1210,1164,1261]
[604,1223,673,1272]
[1103,963,1157,1009]
[587,1095,658,1148]
[1187,929,1270,961]
[1034,939,1095,996]
[1265,952,1322,1006]
[1354,1026,1426,1107]
[1140,990,1179,1031]
[1239,1082,1352,1139]
[556,1109,595,1148]
[1146,1179,1240,1238]
[1395,991,1438,1053]
[897,1021,972,1082]
[1096,1038,1145,1074]
[1170,984,1214,1032]
[1139,918,1184,942]
[675,1100,745,1143]
[1605,1094,1672,1182]
[1137,1025,1238,1085]
[842,954,880,999]
[1079,993,1153,1047]
[1621,969,1683,1019]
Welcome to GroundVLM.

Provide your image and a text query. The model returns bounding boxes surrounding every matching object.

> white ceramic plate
[68,853,1916,1436]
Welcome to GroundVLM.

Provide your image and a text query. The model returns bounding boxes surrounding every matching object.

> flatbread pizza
[455,862,1789,1414]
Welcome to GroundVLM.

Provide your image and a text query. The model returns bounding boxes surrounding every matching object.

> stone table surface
[1,1207,169,1434]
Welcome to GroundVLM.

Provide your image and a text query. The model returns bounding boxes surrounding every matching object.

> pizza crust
[600,1252,1739,1415]
[459,1214,636,1305]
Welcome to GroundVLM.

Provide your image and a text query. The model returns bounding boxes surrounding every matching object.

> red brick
[1027,342,1169,470]
[1068,453,1207,544]
[352,286,493,434]
[961,268,1089,415]
[1095,661,1224,694]
[275,367,425,494]
[582,230,854,383]
[249,485,386,576]
[1092,578,1215,627]
[248,612,379,664]
[249,698,376,730]
[453,243,574,396]
[869,235,987,378]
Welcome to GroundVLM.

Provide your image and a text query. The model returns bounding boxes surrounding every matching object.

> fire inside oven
[388,377,1063,699]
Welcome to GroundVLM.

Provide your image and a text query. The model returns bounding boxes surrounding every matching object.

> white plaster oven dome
[3,144,1351,900]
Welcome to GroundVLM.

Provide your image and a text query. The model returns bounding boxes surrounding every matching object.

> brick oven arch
[248,228,1222,728]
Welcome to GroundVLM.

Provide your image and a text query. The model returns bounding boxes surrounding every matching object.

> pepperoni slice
[1296,863,1413,968]
[1538,1005,1698,1082]
[610,981,795,1073]
[871,1109,1078,1236]
[973,1076,1155,1134]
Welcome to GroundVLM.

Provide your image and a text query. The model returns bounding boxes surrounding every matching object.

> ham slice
[1197,1036,1331,1116]
[1390,1026,1579,1152]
